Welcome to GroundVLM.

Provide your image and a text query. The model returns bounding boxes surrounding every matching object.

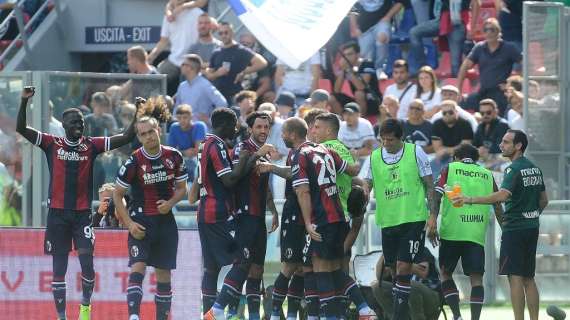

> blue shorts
[280,215,305,264]
[439,239,485,275]
[381,221,426,267]
[234,214,267,266]
[128,212,178,270]
[44,209,94,255]
[199,221,238,270]
[308,223,345,261]
[499,228,539,277]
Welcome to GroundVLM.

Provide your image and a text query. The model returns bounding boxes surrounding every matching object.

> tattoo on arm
[422,175,438,216]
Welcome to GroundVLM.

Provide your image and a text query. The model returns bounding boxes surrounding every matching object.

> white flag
[228,0,357,69]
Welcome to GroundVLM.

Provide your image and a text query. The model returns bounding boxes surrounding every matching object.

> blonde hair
[98,183,115,194]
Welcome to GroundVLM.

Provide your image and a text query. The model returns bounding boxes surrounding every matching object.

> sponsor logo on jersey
[56,148,88,161]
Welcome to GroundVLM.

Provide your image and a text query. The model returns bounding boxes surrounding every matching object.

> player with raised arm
[113,98,187,320]
[200,108,273,319]
[285,117,376,320]
[16,86,140,320]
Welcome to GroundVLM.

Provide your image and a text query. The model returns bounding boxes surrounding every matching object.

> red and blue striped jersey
[231,138,270,218]
[291,141,347,226]
[283,150,304,226]
[197,134,234,223]
[35,133,110,211]
[116,145,187,216]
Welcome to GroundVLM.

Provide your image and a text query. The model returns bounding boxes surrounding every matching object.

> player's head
[246,111,272,144]
[282,117,308,148]
[62,108,85,141]
[313,112,340,143]
[454,143,479,162]
[211,107,238,139]
[500,129,528,159]
[136,116,161,151]
[379,118,403,154]
[303,108,326,142]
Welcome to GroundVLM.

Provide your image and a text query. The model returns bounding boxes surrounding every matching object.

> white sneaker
[358,308,378,320]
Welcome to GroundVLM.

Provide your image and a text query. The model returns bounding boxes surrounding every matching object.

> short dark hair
[303,108,326,127]
[234,90,257,105]
[219,21,233,29]
[315,112,340,135]
[183,54,203,71]
[508,129,528,153]
[246,111,272,128]
[341,41,360,54]
[379,118,403,139]
[393,59,408,72]
[211,107,237,130]
[284,117,308,139]
[62,107,83,119]
[454,143,479,162]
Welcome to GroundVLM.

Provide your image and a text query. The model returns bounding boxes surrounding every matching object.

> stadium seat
[472,7,497,41]
[390,8,416,44]
[318,78,333,93]
[341,80,354,98]
[465,66,480,81]
[528,41,546,74]
[480,0,496,8]
[442,77,475,94]
[435,52,452,78]
[379,79,395,95]
[384,44,403,76]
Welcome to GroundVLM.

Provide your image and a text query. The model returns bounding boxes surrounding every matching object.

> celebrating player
[113,99,188,320]
[454,130,549,320]
[428,144,503,320]
[199,108,270,319]
[286,117,376,320]
[363,119,437,320]
[204,111,277,320]
[16,86,140,320]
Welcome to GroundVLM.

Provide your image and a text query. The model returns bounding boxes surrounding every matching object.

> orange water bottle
[445,183,463,208]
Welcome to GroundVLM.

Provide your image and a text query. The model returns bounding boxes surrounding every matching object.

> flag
[228,0,356,68]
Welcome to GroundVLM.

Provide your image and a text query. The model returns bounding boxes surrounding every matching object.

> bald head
[283,117,308,139]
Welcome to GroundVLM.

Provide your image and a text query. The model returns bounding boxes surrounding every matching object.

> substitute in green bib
[455,130,548,320]
[363,119,437,320]
[428,144,503,320]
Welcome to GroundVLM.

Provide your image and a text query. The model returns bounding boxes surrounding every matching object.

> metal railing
[0,0,53,66]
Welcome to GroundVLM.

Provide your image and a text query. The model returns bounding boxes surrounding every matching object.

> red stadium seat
[480,0,495,8]
[318,78,332,93]
[528,41,546,74]
[442,77,475,94]
[435,52,452,78]
[379,79,395,95]
[341,80,354,98]
[472,7,497,41]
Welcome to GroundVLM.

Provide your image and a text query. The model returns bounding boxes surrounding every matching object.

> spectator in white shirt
[148,0,204,95]
[275,52,321,105]
[384,59,417,119]
[507,90,524,131]
[415,66,442,119]
[338,102,376,160]
[431,85,478,132]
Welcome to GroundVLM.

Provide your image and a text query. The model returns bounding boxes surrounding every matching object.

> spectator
[307,89,331,110]
[304,108,328,142]
[507,90,524,131]
[330,41,381,116]
[431,100,474,173]
[473,99,510,155]
[528,80,541,100]
[84,92,118,137]
[48,101,65,137]
[167,104,207,182]
[231,90,257,144]
[338,102,376,160]
[404,99,434,153]
[459,18,522,115]
[238,31,277,98]
[373,95,399,137]
[275,91,296,119]
[127,45,158,75]
[431,85,478,132]
[116,101,136,131]
[257,102,288,162]
[205,22,268,103]
[384,59,417,119]
[148,0,204,95]
[409,0,480,76]
[174,54,227,125]
[415,66,442,119]
[93,183,121,228]
[349,0,406,75]
[275,52,321,106]
[188,13,221,67]
[496,0,532,54]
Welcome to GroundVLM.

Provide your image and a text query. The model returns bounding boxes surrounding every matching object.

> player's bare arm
[113,185,146,240]
[455,189,510,206]
[157,180,188,214]
[422,174,439,246]
[258,163,292,179]
[108,96,145,149]
[267,188,279,233]
[295,184,321,242]
[343,162,361,177]
[221,144,275,187]
[16,86,41,143]
[539,191,549,212]
[188,176,199,204]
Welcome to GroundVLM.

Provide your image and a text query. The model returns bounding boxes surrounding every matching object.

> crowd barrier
[0,227,202,319]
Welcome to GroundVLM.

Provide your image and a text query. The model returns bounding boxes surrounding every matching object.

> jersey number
[312,154,336,185]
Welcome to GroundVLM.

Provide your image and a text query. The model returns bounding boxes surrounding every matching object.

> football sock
[316,272,337,318]
[442,279,462,320]
[52,254,68,319]
[126,272,144,317]
[332,269,371,315]
[78,254,95,306]
[392,274,412,320]
[304,271,320,318]
[470,285,484,320]
[155,282,172,320]
[246,278,262,320]
[286,274,304,319]
[271,272,289,317]
[201,269,218,314]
